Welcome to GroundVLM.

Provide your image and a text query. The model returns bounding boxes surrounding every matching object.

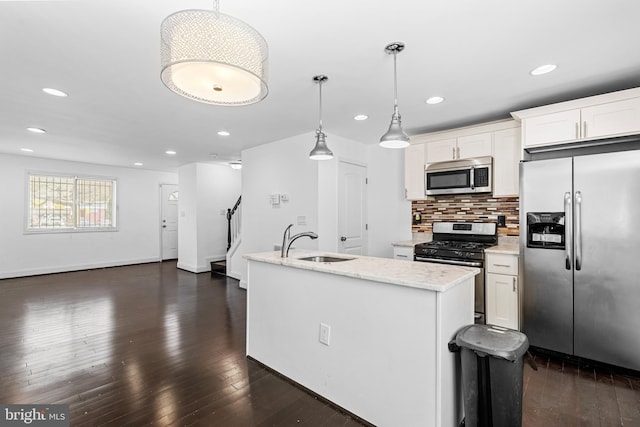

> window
[27,174,117,231]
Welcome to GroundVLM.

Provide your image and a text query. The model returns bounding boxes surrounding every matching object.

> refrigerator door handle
[575,191,583,270]
[564,192,573,270]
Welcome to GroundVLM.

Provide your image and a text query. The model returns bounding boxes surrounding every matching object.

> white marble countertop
[392,233,431,247]
[485,236,520,255]
[245,250,479,292]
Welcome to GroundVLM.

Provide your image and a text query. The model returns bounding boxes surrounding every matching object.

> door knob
[162,225,167,228]
[340,236,347,242]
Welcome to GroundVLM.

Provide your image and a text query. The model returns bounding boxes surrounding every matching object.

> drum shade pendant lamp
[160,0,268,106]
[379,42,410,148]
[309,75,334,160]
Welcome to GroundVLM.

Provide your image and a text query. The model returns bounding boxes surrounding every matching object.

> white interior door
[161,184,179,260]
[337,161,367,255]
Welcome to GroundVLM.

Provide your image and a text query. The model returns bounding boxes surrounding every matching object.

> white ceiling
[2,0,640,172]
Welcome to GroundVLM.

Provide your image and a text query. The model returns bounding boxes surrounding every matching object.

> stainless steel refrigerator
[520,149,640,371]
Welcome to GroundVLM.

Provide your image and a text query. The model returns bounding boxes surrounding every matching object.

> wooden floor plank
[1,262,639,426]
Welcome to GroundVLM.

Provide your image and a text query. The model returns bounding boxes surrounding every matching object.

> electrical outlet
[319,323,330,346]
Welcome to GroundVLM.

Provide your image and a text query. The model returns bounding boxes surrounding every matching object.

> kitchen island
[245,251,479,427]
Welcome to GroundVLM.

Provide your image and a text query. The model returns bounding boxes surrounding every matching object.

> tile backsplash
[412,195,519,236]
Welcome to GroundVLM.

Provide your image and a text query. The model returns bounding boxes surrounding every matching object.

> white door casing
[161,184,179,260]
[337,161,367,255]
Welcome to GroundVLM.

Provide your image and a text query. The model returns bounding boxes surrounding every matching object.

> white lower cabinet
[486,253,519,330]
[393,245,413,261]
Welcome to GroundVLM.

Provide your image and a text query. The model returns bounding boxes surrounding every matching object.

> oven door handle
[414,257,483,268]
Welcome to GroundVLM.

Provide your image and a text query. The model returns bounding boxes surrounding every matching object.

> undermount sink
[297,255,355,263]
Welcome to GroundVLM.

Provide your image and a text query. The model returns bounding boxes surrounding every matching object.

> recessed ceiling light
[353,114,368,121]
[426,96,444,105]
[229,161,242,170]
[27,127,46,134]
[530,64,557,76]
[217,131,230,136]
[165,150,177,155]
[134,162,143,166]
[42,88,68,97]
[21,148,34,153]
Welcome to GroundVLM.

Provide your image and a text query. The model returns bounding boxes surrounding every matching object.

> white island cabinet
[246,251,478,427]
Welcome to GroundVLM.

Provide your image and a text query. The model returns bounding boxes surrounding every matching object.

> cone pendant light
[309,75,334,160]
[379,42,410,148]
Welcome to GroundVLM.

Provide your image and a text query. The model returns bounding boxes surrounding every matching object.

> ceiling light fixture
[354,114,369,121]
[426,96,444,105]
[379,42,410,149]
[27,127,46,134]
[160,0,268,106]
[217,131,230,136]
[530,64,557,76]
[134,162,143,166]
[42,88,68,97]
[229,161,242,170]
[21,148,34,153]
[309,75,333,161]
[166,150,177,155]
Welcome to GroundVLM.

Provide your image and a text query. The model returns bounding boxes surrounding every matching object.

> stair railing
[227,195,241,250]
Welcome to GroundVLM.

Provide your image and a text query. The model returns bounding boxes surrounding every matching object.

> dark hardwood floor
[0,261,638,426]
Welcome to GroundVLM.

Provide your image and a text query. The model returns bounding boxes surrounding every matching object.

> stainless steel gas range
[414,222,498,324]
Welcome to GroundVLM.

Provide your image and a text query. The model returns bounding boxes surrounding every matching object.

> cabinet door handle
[575,122,580,139]
[456,146,460,159]
[512,277,516,292]
[583,121,588,138]
[452,147,456,159]
[493,263,511,268]
[396,254,408,258]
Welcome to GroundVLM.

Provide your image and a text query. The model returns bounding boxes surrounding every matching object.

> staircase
[211,195,241,278]
[210,260,227,277]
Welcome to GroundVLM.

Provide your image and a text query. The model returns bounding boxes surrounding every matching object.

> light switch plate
[319,323,330,346]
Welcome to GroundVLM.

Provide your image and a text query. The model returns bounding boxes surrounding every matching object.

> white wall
[239,131,411,287]
[177,164,198,271]
[366,144,412,257]
[0,154,177,278]
[178,163,241,273]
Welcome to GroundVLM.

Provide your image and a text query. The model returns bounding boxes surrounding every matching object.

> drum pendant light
[379,42,410,148]
[309,75,334,160]
[160,1,268,106]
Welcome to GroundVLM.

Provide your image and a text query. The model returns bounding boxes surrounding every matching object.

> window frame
[24,171,119,234]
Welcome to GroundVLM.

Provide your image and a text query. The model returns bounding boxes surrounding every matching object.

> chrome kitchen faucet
[281,223,318,257]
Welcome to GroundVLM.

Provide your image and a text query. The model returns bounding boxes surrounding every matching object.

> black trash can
[455,324,529,427]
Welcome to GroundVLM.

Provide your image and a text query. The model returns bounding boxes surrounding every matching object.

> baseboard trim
[0,257,161,280]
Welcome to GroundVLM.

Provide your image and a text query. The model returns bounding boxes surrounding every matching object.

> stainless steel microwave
[425,156,492,196]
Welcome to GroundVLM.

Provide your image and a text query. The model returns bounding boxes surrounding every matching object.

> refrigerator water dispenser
[526,212,565,249]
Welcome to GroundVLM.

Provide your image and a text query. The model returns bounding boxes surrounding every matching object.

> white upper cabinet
[425,133,492,163]
[457,133,493,159]
[581,97,640,139]
[404,143,426,200]
[513,87,640,148]
[425,138,457,163]
[521,109,581,146]
[492,127,521,197]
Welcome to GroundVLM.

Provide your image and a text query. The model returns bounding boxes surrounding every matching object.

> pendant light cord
[213,0,219,12]
[318,79,323,133]
[393,50,399,116]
